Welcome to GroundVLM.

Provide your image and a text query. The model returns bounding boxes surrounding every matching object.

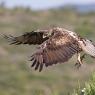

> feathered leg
[75,53,86,69]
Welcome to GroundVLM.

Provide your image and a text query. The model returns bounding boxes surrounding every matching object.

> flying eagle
[4,27,95,72]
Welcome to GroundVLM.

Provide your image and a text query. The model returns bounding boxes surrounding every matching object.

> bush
[73,73,95,95]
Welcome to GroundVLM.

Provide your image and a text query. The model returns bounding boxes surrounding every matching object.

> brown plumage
[30,29,82,72]
[4,31,49,45]
[4,27,95,72]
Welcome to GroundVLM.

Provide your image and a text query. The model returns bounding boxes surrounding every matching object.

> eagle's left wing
[30,31,81,72]
[3,30,49,45]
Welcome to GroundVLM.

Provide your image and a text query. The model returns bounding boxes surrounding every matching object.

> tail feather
[80,39,95,57]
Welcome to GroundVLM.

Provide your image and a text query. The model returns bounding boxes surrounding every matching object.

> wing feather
[4,31,49,45]
[39,63,43,72]
[31,59,36,67]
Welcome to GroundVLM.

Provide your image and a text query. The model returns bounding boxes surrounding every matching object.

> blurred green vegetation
[73,73,95,95]
[0,5,95,95]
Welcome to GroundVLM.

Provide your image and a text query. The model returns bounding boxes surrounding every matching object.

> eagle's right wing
[30,31,81,72]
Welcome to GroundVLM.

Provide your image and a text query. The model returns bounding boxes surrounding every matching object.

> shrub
[73,73,95,95]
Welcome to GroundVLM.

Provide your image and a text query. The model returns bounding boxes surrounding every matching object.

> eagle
[4,27,95,72]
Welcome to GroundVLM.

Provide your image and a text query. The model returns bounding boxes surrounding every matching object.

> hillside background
[0,3,95,95]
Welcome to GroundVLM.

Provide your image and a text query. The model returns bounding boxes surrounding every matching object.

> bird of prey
[4,27,95,72]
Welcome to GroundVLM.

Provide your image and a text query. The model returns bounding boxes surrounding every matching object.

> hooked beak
[43,35,47,38]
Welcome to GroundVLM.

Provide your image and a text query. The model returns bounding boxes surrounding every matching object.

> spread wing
[30,31,81,72]
[4,30,49,45]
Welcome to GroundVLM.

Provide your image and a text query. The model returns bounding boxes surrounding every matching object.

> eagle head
[42,28,55,38]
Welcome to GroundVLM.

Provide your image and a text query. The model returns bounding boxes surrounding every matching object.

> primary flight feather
[4,27,95,72]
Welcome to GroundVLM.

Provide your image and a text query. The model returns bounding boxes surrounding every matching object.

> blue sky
[0,0,95,10]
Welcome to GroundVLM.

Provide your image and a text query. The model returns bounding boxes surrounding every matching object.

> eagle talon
[75,61,81,69]
[77,63,81,69]
[80,54,86,62]
[74,62,78,66]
